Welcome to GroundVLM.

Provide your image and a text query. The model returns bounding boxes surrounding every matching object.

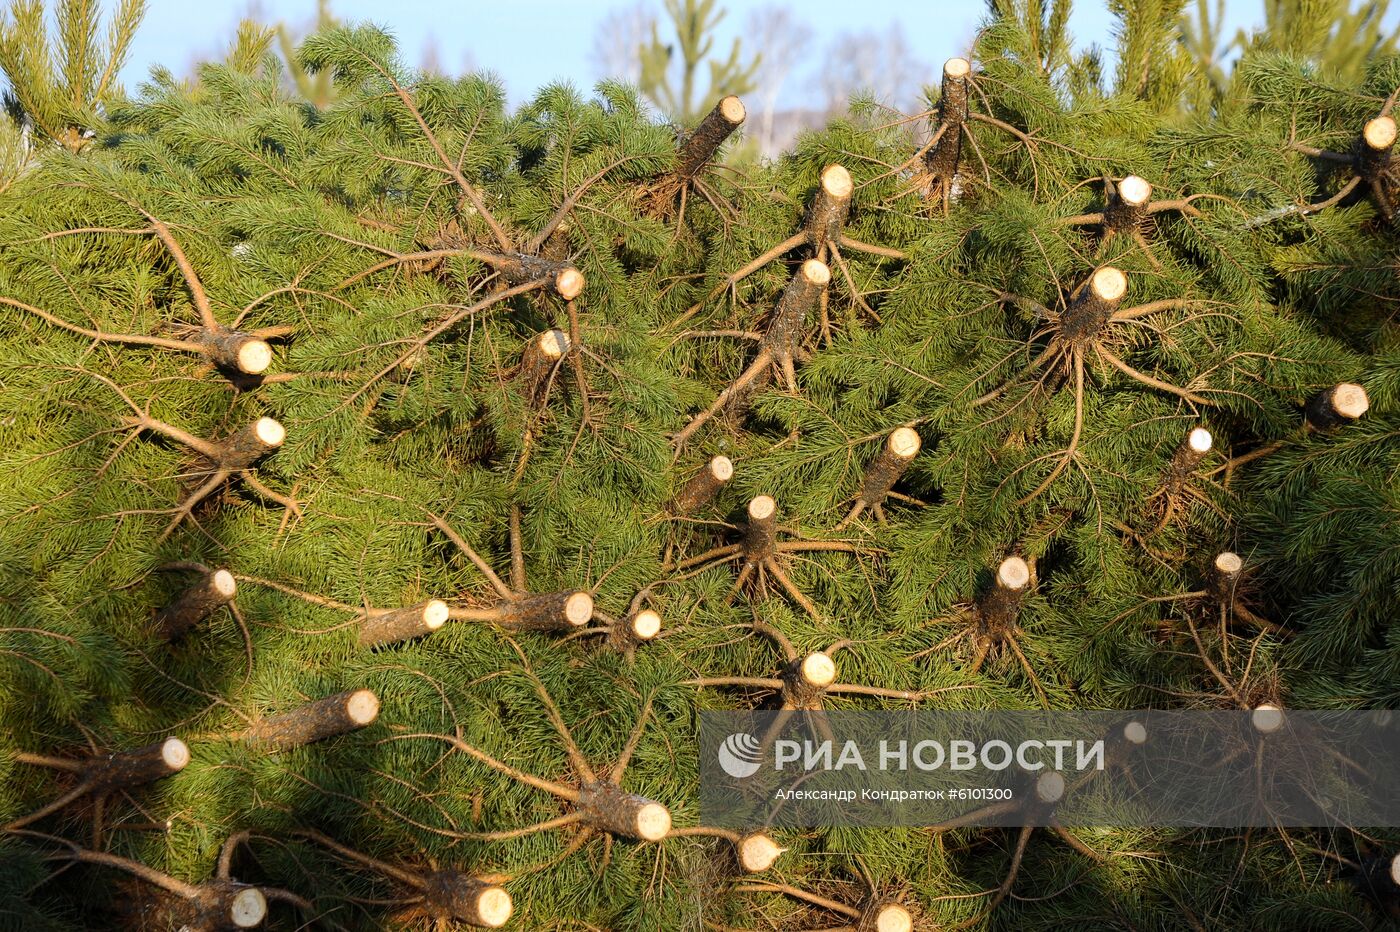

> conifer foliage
[0,2,1397,929]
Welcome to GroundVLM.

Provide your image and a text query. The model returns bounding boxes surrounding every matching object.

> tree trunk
[516,329,571,403]
[977,556,1030,633]
[1356,853,1400,909]
[201,329,273,376]
[763,260,829,355]
[243,689,380,750]
[85,737,190,790]
[1103,175,1153,235]
[423,870,513,927]
[608,608,662,651]
[742,495,778,562]
[782,652,835,710]
[214,417,286,470]
[736,833,784,872]
[1160,426,1212,495]
[857,427,921,507]
[497,589,594,632]
[1060,267,1127,344]
[675,96,746,180]
[358,600,450,646]
[1360,116,1396,178]
[1209,552,1242,603]
[1305,383,1369,429]
[668,455,733,515]
[157,568,238,640]
[805,164,853,251]
[490,252,584,298]
[187,882,267,931]
[857,901,913,932]
[924,58,971,184]
[577,780,671,841]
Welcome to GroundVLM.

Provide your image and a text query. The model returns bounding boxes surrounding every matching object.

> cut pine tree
[242,690,380,751]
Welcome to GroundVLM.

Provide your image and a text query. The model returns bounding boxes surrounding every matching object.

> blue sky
[119,0,1263,107]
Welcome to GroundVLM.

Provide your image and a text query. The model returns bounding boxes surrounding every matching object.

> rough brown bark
[1304,383,1370,429]
[805,164,853,250]
[214,417,286,470]
[1161,427,1212,495]
[516,329,571,403]
[243,689,380,750]
[763,260,830,355]
[675,96,746,180]
[924,58,971,185]
[577,780,672,840]
[496,589,594,632]
[977,557,1030,634]
[84,737,191,790]
[358,600,450,647]
[782,652,836,710]
[1102,175,1153,235]
[668,455,734,515]
[489,252,585,298]
[1209,552,1243,604]
[742,495,778,562]
[857,427,921,507]
[423,870,513,927]
[1060,267,1127,344]
[200,329,273,375]
[157,568,237,640]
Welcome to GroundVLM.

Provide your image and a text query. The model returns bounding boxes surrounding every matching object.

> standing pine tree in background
[0,0,1397,930]
[638,0,760,123]
[0,0,145,151]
